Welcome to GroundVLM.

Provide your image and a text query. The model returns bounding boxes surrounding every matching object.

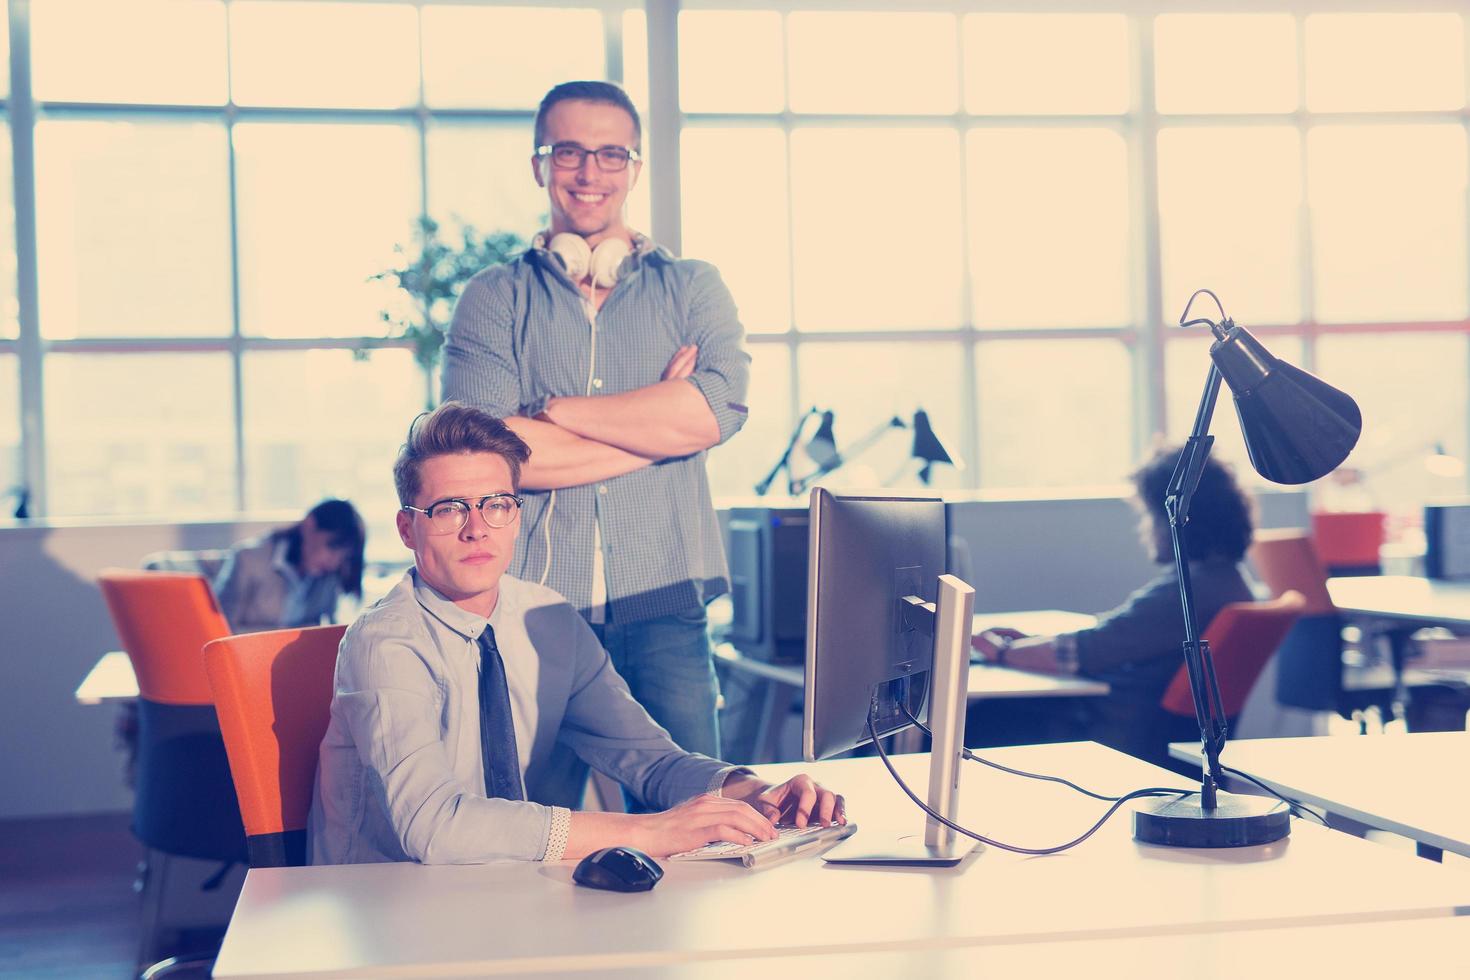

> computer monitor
[802,489,978,866]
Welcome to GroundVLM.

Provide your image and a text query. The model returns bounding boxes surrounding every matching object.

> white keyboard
[668,822,857,869]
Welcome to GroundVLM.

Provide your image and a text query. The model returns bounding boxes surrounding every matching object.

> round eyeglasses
[536,142,641,173]
[402,493,523,535]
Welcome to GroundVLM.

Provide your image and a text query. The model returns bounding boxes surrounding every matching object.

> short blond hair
[393,402,531,506]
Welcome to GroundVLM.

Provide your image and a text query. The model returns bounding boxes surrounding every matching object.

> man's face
[532,98,641,246]
[396,452,519,616]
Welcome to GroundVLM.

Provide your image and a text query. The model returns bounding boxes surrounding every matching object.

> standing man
[442,81,749,789]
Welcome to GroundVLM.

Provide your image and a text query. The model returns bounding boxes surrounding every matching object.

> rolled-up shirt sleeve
[441,268,525,417]
[680,261,750,446]
[333,623,556,864]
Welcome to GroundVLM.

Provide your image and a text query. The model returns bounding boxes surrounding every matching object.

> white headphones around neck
[548,233,631,289]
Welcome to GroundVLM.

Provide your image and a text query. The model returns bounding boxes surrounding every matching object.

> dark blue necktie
[477,626,525,801]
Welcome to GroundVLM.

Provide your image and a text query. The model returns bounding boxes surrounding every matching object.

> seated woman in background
[213,498,366,633]
[972,446,1258,767]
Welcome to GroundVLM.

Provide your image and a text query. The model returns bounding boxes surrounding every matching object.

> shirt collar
[528,230,670,269]
[410,567,500,641]
[271,537,303,586]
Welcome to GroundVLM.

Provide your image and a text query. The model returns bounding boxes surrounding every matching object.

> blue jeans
[592,605,722,760]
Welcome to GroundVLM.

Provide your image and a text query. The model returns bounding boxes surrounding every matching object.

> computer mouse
[572,845,664,892]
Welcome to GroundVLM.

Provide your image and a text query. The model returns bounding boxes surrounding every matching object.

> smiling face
[396,452,520,617]
[532,98,641,248]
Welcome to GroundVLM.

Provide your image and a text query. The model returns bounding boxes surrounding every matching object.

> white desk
[973,608,1098,638]
[472,917,1470,980]
[213,743,1470,979]
[74,650,138,705]
[1327,575,1470,631]
[1170,733,1470,861]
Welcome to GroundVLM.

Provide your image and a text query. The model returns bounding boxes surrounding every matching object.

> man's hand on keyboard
[724,773,846,829]
[631,793,779,857]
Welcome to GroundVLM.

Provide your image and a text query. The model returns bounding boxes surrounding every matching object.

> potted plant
[375,216,526,406]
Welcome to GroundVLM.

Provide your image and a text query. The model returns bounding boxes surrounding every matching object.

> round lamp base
[1133,792,1291,848]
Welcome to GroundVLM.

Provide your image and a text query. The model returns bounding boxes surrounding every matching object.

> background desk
[715,641,1107,762]
[1170,732,1470,861]
[74,650,138,705]
[213,743,1470,979]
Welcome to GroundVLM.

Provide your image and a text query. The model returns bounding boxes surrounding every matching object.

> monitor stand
[823,574,982,867]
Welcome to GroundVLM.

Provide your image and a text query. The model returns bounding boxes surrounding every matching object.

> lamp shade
[1210,323,1362,485]
[803,410,841,469]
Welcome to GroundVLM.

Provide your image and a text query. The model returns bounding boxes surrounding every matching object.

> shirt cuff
[686,373,749,445]
[1054,633,1080,675]
[542,806,572,862]
[711,765,756,797]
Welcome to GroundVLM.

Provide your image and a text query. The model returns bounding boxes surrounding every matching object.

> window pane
[622,9,652,238]
[964,14,1128,115]
[978,339,1131,488]
[706,343,791,499]
[0,124,14,339]
[1306,13,1464,112]
[36,119,231,339]
[791,128,962,331]
[788,12,957,115]
[0,355,17,500]
[422,5,603,109]
[231,1,418,109]
[1309,124,1467,323]
[682,127,790,332]
[234,122,420,338]
[32,0,226,105]
[243,349,425,548]
[968,128,1129,328]
[1158,127,1301,326]
[1317,333,1468,516]
[45,354,235,518]
[797,342,965,492]
[426,124,546,236]
[1164,333,1304,480]
[1155,14,1297,115]
[680,11,783,113]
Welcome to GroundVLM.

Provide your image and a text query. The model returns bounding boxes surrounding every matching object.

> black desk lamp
[1133,289,1362,848]
[754,407,821,496]
[911,408,964,485]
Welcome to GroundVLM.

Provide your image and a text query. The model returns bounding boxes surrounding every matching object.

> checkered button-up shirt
[442,237,750,623]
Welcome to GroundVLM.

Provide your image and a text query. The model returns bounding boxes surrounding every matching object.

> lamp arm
[754,407,818,496]
[1166,362,1232,812]
[790,415,905,495]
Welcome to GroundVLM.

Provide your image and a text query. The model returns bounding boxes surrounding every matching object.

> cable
[898,702,1195,804]
[867,706,1195,856]
[1220,764,1330,827]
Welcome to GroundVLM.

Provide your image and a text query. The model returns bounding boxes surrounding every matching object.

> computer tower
[726,507,810,664]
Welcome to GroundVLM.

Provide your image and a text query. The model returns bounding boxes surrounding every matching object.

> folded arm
[504,416,653,491]
[540,376,720,459]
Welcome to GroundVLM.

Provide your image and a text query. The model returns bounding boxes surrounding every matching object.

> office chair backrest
[1161,591,1306,719]
[1248,530,1334,614]
[204,624,346,867]
[98,569,232,705]
[1310,510,1386,575]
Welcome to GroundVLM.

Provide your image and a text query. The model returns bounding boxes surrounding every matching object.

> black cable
[898,702,1198,804]
[868,707,1194,856]
[1220,764,1330,827]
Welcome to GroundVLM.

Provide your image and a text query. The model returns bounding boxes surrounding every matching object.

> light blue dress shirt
[308,570,741,865]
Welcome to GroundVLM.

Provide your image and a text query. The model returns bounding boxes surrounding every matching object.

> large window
[5,2,1469,535]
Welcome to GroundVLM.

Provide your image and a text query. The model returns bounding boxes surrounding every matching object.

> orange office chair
[1310,510,1386,577]
[204,625,346,868]
[97,570,245,978]
[1161,590,1306,721]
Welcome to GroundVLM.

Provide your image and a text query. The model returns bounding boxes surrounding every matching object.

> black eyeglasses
[536,142,641,172]
[402,493,523,534]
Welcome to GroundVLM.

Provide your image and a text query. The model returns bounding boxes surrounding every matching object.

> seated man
[309,402,844,864]
[972,445,1257,767]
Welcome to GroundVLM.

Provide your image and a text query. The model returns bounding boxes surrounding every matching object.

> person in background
[213,498,366,633]
[972,446,1258,767]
